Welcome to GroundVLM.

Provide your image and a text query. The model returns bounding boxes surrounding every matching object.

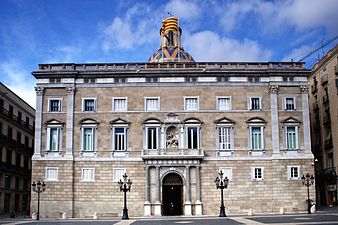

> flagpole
[177,17,180,62]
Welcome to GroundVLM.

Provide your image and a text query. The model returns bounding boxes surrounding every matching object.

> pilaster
[195,166,202,215]
[154,166,161,216]
[33,87,44,159]
[300,86,312,154]
[269,85,280,155]
[144,166,151,216]
[66,86,75,158]
[184,166,192,216]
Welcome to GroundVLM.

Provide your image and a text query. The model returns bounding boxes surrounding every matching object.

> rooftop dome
[148,17,194,63]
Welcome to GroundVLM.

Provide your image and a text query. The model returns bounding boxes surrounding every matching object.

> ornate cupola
[148,17,194,63]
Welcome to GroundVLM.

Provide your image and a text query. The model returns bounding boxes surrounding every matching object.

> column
[33,87,44,159]
[179,125,184,149]
[144,166,151,216]
[269,85,280,155]
[66,86,75,158]
[300,86,312,154]
[160,126,165,149]
[195,165,202,215]
[184,166,192,216]
[154,166,161,216]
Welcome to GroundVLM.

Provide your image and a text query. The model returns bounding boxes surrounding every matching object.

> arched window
[168,30,174,46]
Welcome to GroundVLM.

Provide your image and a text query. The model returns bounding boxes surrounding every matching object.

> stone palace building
[31,17,315,218]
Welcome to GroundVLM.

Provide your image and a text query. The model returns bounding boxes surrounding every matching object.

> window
[146,127,159,149]
[282,117,300,151]
[45,120,64,152]
[145,97,160,111]
[16,131,21,144]
[187,127,199,149]
[48,128,60,151]
[219,167,233,181]
[143,118,161,150]
[217,97,231,111]
[80,119,99,153]
[17,111,22,122]
[288,166,300,180]
[113,168,126,182]
[7,127,13,140]
[285,97,295,110]
[82,98,96,112]
[48,99,62,112]
[218,127,232,150]
[184,97,199,111]
[249,97,261,110]
[247,117,266,152]
[82,168,95,182]
[45,167,58,181]
[113,98,127,111]
[252,167,264,180]
[250,127,263,150]
[113,128,127,151]
[83,128,94,151]
[285,126,298,150]
[84,78,96,83]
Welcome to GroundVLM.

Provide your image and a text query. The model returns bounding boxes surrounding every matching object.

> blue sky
[0,0,337,108]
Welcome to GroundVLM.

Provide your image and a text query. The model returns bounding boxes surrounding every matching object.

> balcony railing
[0,107,34,132]
[317,167,336,177]
[38,62,305,71]
[142,148,204,159]
[324,137,333,150]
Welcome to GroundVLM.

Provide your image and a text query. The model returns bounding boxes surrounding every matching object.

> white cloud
[184,31,271,62]
[102,4,159,51]
[0,61,36,108]
[164,0,201,20]
[281,45,314,62]
[217,0,338,34]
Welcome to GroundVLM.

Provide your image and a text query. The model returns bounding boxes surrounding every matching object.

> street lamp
[301,173,315,214]
[118,173,132,220]
[215,170,229,217]
[31,180,46,220]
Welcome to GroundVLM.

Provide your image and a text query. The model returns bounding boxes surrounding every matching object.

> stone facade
[0,82,35,216]
[31,61,315,218]
[308,44,338,206]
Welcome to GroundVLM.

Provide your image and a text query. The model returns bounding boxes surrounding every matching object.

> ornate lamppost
[118,173,132,220]
[301,173,315,214]
[31,180,46,220]
[215,170,229,217]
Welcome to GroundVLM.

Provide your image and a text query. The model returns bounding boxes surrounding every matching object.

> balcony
[323,114,331,126]
[323,94,329,104]
[0,134,34,154]
[0,107,34,132]
[335,64,338,75]
[317,167,337,178]
[313,102,319,111]
[311,84,318,93]
[321,73,328,85]
[141,148,204,160]
[324,137,333,150]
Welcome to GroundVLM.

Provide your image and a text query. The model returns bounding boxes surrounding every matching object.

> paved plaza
[1,213,338,225]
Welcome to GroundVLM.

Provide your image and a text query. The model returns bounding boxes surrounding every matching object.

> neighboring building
[0,83,35,216]
[31,17,314,218]
[308,44,338,207]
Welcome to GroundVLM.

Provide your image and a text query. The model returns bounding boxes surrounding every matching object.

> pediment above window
[110,118,130,125]
[44,119,64,126]
[184,117,202,124]
[214,117,235,125]
[79,118,99,125]
[246,117,266,124]
[143,118,162,125]
[281,117,301,124]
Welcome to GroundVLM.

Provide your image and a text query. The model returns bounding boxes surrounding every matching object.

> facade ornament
[300,85,309,93]
[269,85,279,93]
[66,86,76,94]
[166,131,178,148]
[35,87,44,95]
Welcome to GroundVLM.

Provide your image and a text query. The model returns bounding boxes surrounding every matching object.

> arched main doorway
[162,173,183,216]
